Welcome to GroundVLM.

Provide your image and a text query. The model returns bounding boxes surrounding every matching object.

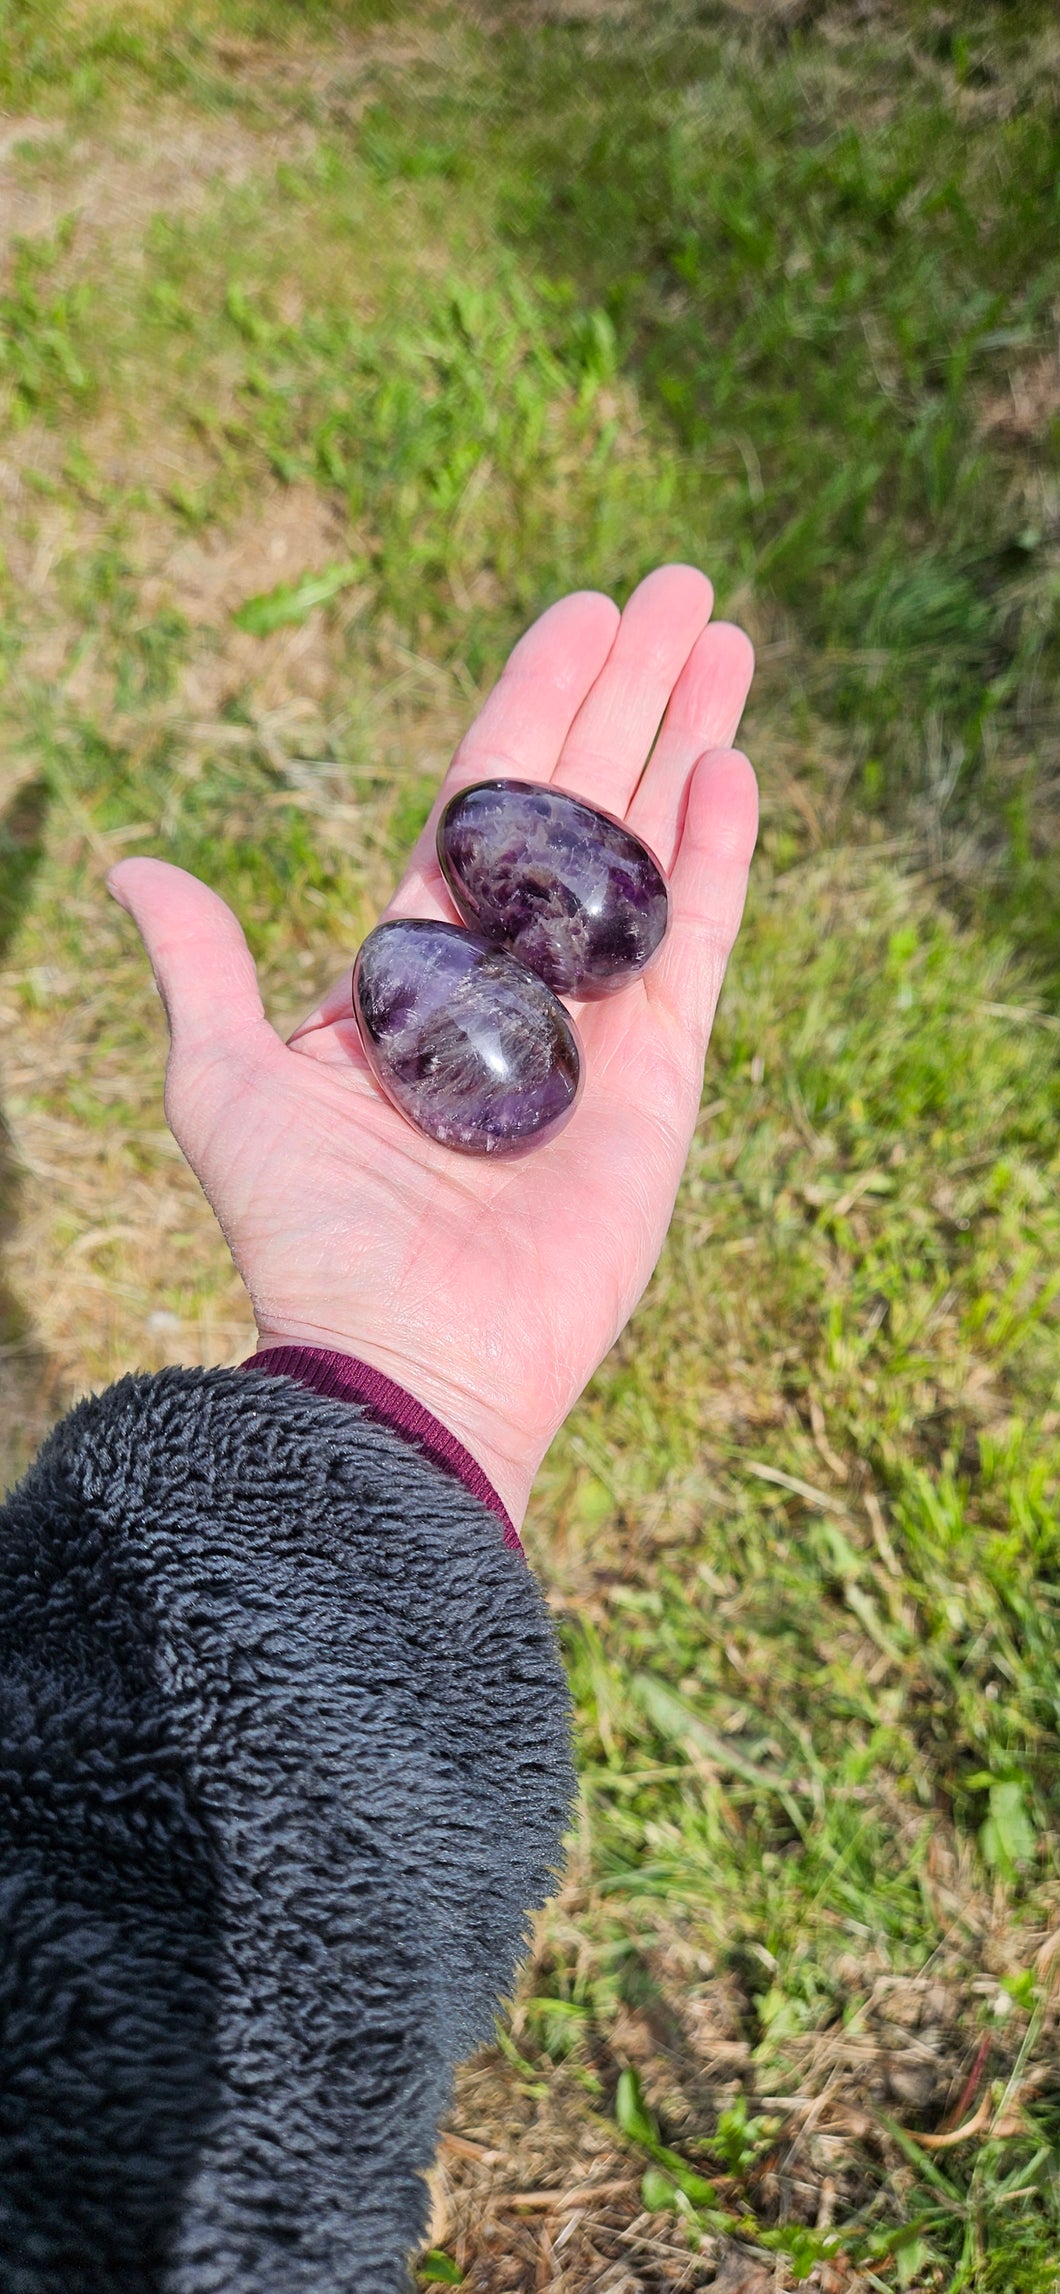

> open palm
[110,566,757,1527]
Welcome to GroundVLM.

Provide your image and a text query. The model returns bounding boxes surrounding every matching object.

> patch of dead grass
[978,352,1060,444]
[0,102,317,259]
[429,1895,1060,2288]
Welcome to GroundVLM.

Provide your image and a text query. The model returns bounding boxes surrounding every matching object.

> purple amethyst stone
[437,778,670,1000]
[353,918,583,1155]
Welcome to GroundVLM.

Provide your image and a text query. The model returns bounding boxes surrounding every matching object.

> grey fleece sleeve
[0,1365,574,2293]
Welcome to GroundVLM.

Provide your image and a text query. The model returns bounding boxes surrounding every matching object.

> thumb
[108,857,269,1060]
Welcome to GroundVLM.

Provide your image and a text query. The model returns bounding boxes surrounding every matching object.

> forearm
[0,1365,573,2293]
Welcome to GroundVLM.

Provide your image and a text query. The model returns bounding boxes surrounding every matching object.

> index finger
[385,588,621,923]
[290,588,619,1038]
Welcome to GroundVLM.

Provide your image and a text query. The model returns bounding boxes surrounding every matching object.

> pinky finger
[647,749,758,1051]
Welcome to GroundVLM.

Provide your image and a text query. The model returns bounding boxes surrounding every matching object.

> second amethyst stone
[437,778,670,1001]
[353,918,582,1155]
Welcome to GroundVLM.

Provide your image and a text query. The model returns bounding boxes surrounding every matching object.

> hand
[109,565,757,1529]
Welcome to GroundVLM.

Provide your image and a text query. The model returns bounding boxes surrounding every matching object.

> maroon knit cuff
[240,1344,522,1555]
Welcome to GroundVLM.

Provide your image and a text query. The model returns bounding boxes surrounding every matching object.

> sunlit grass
[0,5,1057,2286]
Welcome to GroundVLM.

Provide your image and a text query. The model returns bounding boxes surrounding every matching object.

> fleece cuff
[242,1344,521,1554]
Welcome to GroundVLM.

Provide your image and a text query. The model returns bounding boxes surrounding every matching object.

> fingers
[552,564,714,812]
[451,588,620,786]
[288,571,749,1045]
[108,858,269,1060]
[384,589,620,924]
[627,622,755,872]
[386,563,717,924]
[648,749,759,1050]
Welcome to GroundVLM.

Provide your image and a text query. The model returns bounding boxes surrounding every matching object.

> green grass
[6,0,1054,947]
[488,5,1060,815]
[533,857,1060,2282]
[1,5,1058,2287]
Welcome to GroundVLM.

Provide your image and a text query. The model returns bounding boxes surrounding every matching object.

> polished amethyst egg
[353,918,583,1155]
[437,778,670,1000]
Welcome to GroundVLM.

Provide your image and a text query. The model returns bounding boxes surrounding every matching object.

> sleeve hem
[240,1344,522,1554]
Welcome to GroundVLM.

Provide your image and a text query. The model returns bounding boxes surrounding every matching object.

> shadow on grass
[0,777,58,1488]
[471,6,1060,983]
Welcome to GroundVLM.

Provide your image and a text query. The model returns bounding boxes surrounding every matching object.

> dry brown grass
[0,104,314,256]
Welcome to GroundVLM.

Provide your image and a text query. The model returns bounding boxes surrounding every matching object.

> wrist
[250,1320,537,1533]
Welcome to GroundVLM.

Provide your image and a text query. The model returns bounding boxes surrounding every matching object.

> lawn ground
[0,4,1058,2288]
